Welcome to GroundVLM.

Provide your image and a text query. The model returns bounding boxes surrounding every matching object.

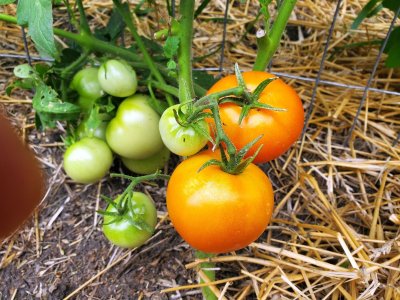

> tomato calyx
[232,63,285,124]
[98,171,169,231]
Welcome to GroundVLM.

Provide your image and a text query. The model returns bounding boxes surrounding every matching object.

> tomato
[121,146,170,175]
[102,192,157,248]
[70,67,104,100]
[206,71,304,163]
[106,94,164,159]
[76,120,108,141]
[0,113,44,239]
[159,104,210,156]
[166,151,274,253]
[98,59,137,97]
[63,137,113,184]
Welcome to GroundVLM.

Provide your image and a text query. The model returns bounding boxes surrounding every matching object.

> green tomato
[106,94,164,159]
[77,96,96,113]
[98,59,137,97]
[70,67,104,100]
[121,146,170,175]
[63,137,113,184]
[102,192,157,248]
[76,120,109,142]
[159,104,210,156]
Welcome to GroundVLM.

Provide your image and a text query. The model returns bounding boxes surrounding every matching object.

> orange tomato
[166,151,274,253]
[206,71,304,164]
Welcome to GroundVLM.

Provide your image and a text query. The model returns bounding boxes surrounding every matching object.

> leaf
[351,0,383,30]
[94,6,126,42]
[17,0,58,58]
[192,70,216,90]
[14,64,36,79]
[163,35,180,59]
[33,84,80,128]
[6,79,35,95]
[194,0,212,18]
[384,27,400,67]
[382,0,400,12]
[0,0,16,4]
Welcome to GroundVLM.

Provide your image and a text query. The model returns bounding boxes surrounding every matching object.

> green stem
[143,80,179,98]
[178,0,196,103]
[195,251,217,300]
[0,13,209,99]
[253,0,297,71]
[76,0,91,34]
[112,0,174,106]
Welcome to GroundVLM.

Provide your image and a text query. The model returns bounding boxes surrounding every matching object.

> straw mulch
[1,0,399,299]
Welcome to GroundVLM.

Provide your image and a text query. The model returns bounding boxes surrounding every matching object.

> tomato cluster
[62,62,303,253]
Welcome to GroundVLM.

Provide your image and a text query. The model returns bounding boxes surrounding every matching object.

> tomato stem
[177,0,196,103]
[76,0,91,35]
[253,0,298,71]
[195,251,217,300]
[112,0,175,107]
[0,13,209,99]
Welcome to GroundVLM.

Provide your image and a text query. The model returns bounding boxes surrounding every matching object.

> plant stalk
[195,251,217,300]
[177,0,196,103]
[253,0,297,71]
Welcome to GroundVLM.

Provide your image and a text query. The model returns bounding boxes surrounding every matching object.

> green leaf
[192,70,216,90]
[351,0,383,30]
[167,59,177,70]
[385,27,400,67]
[94,6,126,42]
[33,84,80,128]
[163,35,180,59]
[14,64,36,79]
[6,78,35,95]
[17,0,58,58]
[0,0,16,4]
[382,0,400,12]
[194,0,212,18]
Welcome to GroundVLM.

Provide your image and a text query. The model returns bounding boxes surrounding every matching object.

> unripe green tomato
[106,94,164,159]
[121,146,170,175]
[76,121,109,142]
[63,137,113,184]
[102,192,157,248]
[159,104,210,156]
[98,59,137,97]
[70,67,104,99]
[77,96,96,113]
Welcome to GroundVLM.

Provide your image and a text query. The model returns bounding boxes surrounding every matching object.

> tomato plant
[102,192,158,248]
[206,71,304,164]
[63,137,113,184]
[106,94,164,159]
[76,120,108,141]
[98,59,138,98]
[121,146,170,175]
[166,151,274,253]
[159,104,210,156]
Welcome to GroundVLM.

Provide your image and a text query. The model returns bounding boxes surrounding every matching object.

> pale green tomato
[98,59,137,97]
[121,146,170,175]
[70,67,104,99]
[106,94,164,159]
[63,137,113,184]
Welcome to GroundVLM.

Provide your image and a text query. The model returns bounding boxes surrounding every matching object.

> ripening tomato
[166,151,274,253]
[206,71,304,163]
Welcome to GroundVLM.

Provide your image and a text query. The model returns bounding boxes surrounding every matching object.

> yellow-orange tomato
[166,151,274,253]
[206,71,304,164]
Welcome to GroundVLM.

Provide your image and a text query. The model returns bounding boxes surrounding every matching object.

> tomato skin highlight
[0,114,44,239]
[159,104,210,156]
[166,151,274,254]
[207,71,304,163]
[63,137,113,184]
[102,192,157,248]
[106,94,164,159]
